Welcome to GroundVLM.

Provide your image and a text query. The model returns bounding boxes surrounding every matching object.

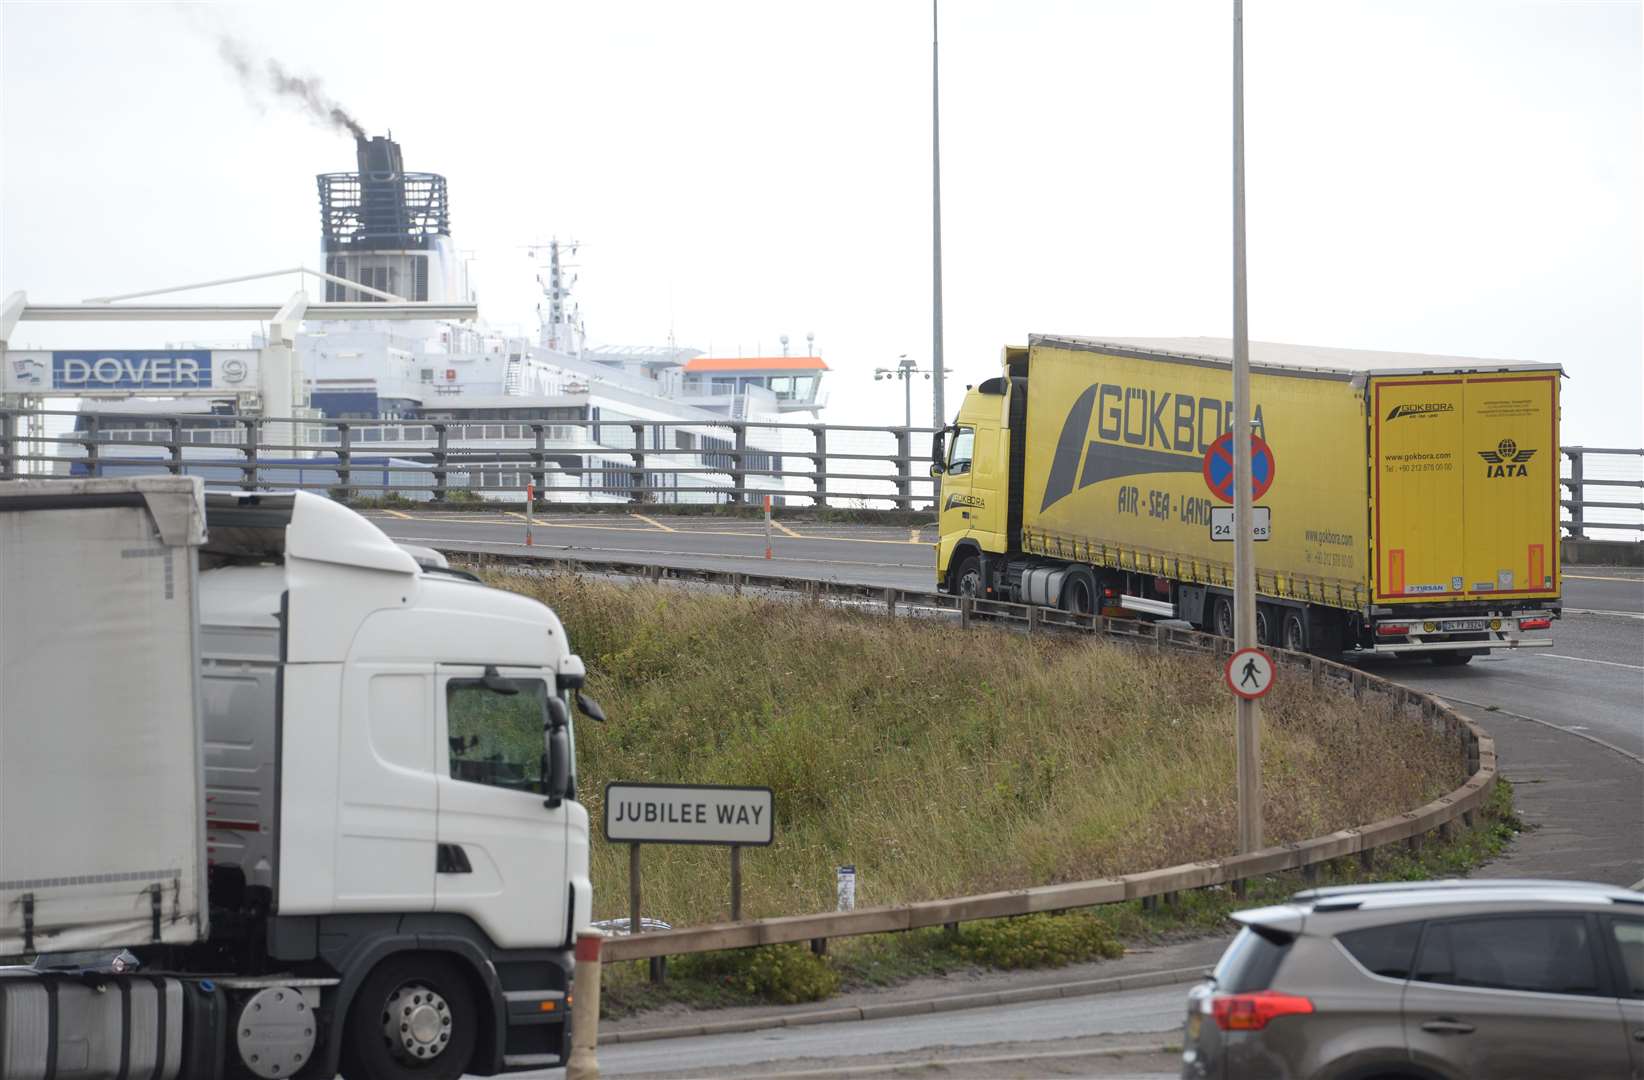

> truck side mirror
[544,696,571,808]
[575,692,606,723]
[544,726,570,809]
[929,462,944,478]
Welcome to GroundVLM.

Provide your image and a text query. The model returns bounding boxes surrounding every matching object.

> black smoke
[216,37,365,140]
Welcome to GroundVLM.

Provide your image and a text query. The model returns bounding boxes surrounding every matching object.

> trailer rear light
[1519,617,1551,630]
[1211,991,1315,1031]
[1376,623,1410,636]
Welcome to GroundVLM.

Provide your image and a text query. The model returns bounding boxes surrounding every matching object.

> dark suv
[1180,879,1644,1079]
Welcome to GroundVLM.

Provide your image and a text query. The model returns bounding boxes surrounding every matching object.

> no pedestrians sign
[1224,648,1276,701]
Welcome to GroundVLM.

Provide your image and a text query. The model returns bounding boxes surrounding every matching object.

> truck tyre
[1280,610,1308,653]
[1431,651,1475,666]
[950,554,982,599]
[1212,596,1234,639]
[1255,606,1273,646]
[341,955,478,1080]
[1060,574,1094,616]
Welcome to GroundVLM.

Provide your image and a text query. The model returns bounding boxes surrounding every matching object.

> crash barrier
[444,548,1498,967]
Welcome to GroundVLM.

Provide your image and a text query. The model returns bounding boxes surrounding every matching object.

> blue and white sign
[52,350,212,391]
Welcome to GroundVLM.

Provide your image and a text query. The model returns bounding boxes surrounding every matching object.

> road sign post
[1232,0,1263,854]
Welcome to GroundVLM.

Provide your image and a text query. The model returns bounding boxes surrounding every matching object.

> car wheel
[341,955,478,1080]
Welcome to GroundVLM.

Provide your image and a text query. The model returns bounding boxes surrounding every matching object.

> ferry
[66,133,830,503]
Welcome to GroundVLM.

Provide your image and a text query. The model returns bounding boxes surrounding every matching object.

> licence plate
[1443,619,1486,632]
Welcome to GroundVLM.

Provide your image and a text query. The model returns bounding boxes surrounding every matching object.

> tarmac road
[517,987,1189,1079]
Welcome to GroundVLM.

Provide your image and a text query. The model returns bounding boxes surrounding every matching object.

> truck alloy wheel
[953,556,982,598]
[385,983,453,1063]
[344,955,477,1080]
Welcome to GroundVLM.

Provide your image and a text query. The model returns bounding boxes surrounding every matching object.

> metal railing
[0,408,940,510]
[1563,447,1644,541]
[3,409,1639,533]
[445,548,1496,967]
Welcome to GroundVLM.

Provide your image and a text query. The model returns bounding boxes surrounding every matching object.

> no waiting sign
[605,782,774,846]
[1203,432,1275,504]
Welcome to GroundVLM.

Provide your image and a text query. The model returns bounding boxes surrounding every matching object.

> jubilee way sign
[606,782,775,947]
[604,783,774,846]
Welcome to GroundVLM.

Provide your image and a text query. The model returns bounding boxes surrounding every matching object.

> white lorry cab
[0,477,597,1079]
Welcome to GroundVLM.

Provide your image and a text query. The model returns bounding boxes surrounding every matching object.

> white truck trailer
[0,477,597,1079]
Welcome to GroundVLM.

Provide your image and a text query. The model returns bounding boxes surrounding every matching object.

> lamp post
[873,354,939,429]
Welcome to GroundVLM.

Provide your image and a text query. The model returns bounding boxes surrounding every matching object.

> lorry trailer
[0,477,596,1078]
[933,336,1561,660]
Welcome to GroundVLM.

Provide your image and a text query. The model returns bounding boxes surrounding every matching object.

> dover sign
[605,783,774,846]
[3,350,257,394]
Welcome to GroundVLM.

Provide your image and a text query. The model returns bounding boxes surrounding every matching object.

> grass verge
[499,573,1463,927]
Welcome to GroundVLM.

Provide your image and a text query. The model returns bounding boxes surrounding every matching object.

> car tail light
[1519,616,1551,630]
[1211,990,1315,1031]
[1375,623,1410,636]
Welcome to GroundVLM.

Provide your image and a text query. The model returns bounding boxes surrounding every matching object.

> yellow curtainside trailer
[933,335,1561,661]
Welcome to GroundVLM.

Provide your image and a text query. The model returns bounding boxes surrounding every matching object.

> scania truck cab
[0,478,596,1078]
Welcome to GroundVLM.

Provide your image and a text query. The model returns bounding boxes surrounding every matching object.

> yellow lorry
[932,335,1561,662]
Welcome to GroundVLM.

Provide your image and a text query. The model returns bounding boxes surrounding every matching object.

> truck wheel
[1212,597,1234,639]
[1431,651,1475,666]
[342,955,478,1080]
[1060,576,1093,616]
[1280,610,1308,653]
[1255,607,1273,646]
[951,555,982,598]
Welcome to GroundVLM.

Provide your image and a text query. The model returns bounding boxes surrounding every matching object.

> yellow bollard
[565,929,604,1080]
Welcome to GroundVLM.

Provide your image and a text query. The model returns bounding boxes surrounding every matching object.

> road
[509,986,1187,1079]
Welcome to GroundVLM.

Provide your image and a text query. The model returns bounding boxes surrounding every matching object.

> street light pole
[1232,0,1263,854]
[903,357,913,430]
[931,0,947,430]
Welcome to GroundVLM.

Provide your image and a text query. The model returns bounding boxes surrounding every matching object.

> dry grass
[493,573,1461,927]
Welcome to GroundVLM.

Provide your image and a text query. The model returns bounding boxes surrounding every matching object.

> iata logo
[1479,438,1536,478]
[1386,402,1454,421]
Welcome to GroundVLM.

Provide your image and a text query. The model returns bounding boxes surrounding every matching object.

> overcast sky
[2,1,1639,443]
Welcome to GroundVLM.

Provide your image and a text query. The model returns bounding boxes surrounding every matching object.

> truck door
[939,418,1005,563]
[1371,377,1470,601]
[434,665,570,948]
[1460,373,1559,601]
